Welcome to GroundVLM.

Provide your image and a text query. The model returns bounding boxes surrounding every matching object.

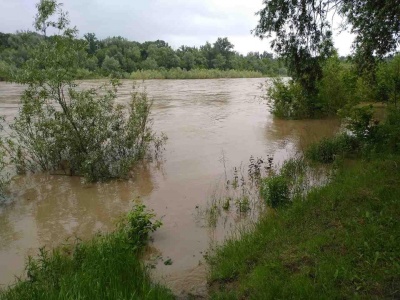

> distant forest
[0,32,287,79]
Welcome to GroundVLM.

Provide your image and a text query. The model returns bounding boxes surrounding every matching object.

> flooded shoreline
[0,78,340,295]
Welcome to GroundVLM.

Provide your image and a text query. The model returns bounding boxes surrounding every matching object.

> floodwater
[0,78,340,296]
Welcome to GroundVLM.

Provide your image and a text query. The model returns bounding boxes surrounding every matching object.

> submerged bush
[267,79,312,119]
[5,0,164,182]
[8,81,160,182]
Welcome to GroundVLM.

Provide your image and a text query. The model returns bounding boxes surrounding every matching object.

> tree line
[0,32,286,80]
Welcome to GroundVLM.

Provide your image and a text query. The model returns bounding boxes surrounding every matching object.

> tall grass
[0,205,174,300]
[130,68,265,80]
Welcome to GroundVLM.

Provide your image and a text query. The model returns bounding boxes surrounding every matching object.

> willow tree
[7,0,163,182]
[254,0,400,96]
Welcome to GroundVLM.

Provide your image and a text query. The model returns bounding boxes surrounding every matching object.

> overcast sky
[0,0,354,55]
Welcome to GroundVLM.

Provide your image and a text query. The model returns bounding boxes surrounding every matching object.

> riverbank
[208,155,400,299]
[129,69,267,80]
[0,68,277,82]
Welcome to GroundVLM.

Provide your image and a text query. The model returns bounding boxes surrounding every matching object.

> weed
[235,196,251,213]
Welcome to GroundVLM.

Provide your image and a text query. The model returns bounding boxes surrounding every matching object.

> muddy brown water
[0,78,340,296]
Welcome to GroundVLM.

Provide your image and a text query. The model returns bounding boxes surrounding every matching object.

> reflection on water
[0,78,340,295]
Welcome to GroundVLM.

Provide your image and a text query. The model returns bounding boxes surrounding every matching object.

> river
[0,78,340,296]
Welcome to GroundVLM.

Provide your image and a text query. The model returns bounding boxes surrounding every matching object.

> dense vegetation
[256,0,400,118]
[0,204,174,300]
[0,32,286,80]
[267,54,400,118]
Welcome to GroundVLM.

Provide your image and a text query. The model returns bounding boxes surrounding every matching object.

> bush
[267,79,311,119]
[5,0,164,182]
[7,82,160,182]
[260,175,290,208]
[317,57,358,114]
[306,134,360,163]
[124,204,162,248]
[376,54,400,106]
[368,106,400,153]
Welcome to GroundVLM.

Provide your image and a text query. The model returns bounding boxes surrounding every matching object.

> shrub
[260,175,290,208]
[376,54,400,106]
[267,79,311,119]
[339,104,376,140]
[369,106,400,153]
[124,204,162,248]
[5,0,164,182]
[306,134,360,163]
[317,57,358,114]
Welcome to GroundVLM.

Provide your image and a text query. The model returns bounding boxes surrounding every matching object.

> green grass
[208,156,400,299]
[0,205,174,300]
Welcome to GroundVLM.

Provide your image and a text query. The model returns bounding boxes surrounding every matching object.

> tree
[84,32,98,55]
[102,55,120,75]
[255,0,400,77]
[254,0,400,116]
[6,0,163,182]
[341,1,400,72]
[254,0,334,100]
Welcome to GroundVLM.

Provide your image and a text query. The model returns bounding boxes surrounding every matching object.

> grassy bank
[208,156,400,299]
[0,205,174,300]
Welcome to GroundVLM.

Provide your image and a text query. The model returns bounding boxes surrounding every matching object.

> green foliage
[339,105,376,140]
[255,0,400,116]
[267,79,311,119]
[209,157,400,299]
[376,54,400,106]
[317,56,359,114]
[124,204,162,249]
[0,204,174,300]
[254,0,334,101]
[0,28,285,79]
[306,134,360,163]
[4,0,162,182]
[0,60,12,81]
[367,107,400,154]
[8,81,158,182]
[101,55,121,76]
[343,1,400,72]
[260,175,290,208]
